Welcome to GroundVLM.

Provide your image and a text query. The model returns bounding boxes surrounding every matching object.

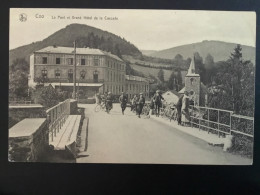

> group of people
[130,93,146,118]
[96,90,191,125]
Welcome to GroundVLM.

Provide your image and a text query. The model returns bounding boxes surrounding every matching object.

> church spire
[186,56,200,77]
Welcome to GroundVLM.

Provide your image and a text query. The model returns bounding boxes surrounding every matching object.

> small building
[162,90,181,105]
[125,75,149,100]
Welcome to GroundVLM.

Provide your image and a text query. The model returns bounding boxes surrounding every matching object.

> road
[77,103,252,165]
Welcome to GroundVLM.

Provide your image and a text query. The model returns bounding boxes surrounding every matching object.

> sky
[9,8,256,51]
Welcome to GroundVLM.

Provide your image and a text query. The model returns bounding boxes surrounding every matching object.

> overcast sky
[10,8,256,51]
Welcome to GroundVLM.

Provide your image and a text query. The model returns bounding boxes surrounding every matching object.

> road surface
[77,103,252,165]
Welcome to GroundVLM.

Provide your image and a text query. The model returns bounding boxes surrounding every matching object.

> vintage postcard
[9,8,256,164]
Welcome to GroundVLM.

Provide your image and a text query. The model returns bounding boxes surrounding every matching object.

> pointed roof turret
[186,56,200,77]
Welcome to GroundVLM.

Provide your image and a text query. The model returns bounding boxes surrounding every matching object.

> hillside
[141,50,157,56]
[9,23,142,66]
[149,40,255,63]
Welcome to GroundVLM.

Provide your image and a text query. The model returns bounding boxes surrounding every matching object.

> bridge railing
[189,106,254,138]
[46,99,70,142]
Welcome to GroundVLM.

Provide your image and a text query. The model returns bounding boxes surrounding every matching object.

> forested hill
[9,23,142,65]
[148,40,255,63]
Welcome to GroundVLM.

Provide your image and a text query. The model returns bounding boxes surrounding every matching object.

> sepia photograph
[8,8,256,165]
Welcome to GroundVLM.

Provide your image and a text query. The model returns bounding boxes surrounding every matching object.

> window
[190,78,195,85]
[56,58,60,64]
[93,70,98,83]
[81,59,86,65]
[110,72,112,81]
[94,57,99,66]
[67,58,73,65]
[41,68,47,78]
[80,70,86,79]
[55,69,60,78]
[130,84,131,90]
[42,57,47,64]
[68,69,73,82]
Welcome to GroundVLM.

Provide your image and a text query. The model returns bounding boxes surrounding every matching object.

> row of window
[106,84,124,94]
[107,60,124,70]
[41,57,99,66]
[107,71,125,82]
[41,68,91,80]
[126,83,149,92]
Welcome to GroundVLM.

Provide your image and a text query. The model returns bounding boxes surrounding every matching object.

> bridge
[8,99,254,164]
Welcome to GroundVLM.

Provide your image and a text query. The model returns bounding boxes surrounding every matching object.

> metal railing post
[199,107,200,131]
[207,108,210,134]
[218,110,220,137]
[47,113,53,142]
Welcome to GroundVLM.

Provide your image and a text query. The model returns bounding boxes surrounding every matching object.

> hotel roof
[34,46,123,62]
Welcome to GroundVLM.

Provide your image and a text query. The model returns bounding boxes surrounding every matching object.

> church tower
[185,57,200,106]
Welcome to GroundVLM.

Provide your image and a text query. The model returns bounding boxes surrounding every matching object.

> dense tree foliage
[9,58,29,99]
[158,69,165,82]
[208,45,255,116]
[75,32,140,58]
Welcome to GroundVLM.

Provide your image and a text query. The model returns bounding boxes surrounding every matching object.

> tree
[167,72,177,90]
[209,45,255,116]
[158,69,164,82]
[204,54,214,84]
[9,58,29,99]
[194,52,206,84]
[174,54,184,67]
[176,69,183,91]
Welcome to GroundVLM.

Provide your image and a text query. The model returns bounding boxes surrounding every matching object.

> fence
[189,106,254,138]
[46,99,70,142]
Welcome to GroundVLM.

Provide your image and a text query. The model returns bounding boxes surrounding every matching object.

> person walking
[131,95,136,111]
[176,94,184,125]
[105,92,113,114]
[181,91,190,126]
[153,90,164,117]
[134,94,139,115]
[119,92,128,115]
[136,93,145,118]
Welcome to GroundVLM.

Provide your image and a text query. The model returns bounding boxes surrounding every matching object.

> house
[162,90,181,104]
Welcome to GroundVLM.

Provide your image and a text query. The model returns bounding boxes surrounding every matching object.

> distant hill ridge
[9,23,141,66]
[148,40,255,63]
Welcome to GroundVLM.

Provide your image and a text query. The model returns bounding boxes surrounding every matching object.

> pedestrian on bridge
[153,90,164,117]
[136,93,145,118]
[181,91,190,126]
[176,94,184,125]
[119,92,128,115]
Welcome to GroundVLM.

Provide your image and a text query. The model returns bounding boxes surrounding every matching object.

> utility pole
[73,40,77,99]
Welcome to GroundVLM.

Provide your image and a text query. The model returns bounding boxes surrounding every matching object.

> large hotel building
[29,46,149,98]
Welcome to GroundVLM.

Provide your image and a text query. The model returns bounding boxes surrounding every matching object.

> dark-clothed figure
[153,90,164,117]
[176,94,184,125]
[136,93,145,118]
[181,91,190,126]
[119,92,128,115]
[131,95,137,111]
[134,95,139,115]
[105,92,113,113]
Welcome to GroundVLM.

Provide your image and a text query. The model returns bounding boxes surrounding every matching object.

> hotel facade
[29,46,149,98]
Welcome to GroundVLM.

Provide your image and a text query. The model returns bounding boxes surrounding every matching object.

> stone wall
[9,118,49,162]
[9,106,46,128]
